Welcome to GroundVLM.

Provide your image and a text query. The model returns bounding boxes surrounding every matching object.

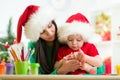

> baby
[55,22,102,74]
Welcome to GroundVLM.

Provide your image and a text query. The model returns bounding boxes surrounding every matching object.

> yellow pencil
[11,48,19,62]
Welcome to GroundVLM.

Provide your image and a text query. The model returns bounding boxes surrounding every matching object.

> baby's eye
[68,39,73,41]
[77,39,81,42]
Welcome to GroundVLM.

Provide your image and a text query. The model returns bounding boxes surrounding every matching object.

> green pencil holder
[14,61,28,75]
[29,63,40,75]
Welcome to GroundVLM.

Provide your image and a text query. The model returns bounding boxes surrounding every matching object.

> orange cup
[0,64,5,74]
[116,65,120,75]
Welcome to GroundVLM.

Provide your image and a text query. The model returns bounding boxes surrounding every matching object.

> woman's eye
[41,30,45,34]
[48,24,52,28]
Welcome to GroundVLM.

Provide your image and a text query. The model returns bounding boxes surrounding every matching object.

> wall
[111,3,120,74]
[92,3,120,74]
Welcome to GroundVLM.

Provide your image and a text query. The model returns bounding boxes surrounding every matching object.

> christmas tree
[0,17,15,62]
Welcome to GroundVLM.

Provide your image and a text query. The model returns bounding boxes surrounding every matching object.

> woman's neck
[46,41,53,46]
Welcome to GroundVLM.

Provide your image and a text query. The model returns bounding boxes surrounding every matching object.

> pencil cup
[29,63,40,75]
[14,61,28,74]
[0,64,5,74]
[5,63,14,74]
[116,65,120,75]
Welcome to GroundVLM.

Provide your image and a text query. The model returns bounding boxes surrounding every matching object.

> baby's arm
[74,49,102,67]
[84,55,102,67]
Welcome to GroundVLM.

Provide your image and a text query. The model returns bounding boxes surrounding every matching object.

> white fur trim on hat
[58,22,96,43]
[24,6,56,41]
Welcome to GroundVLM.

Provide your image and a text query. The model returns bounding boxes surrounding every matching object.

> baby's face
[67,34,84,50]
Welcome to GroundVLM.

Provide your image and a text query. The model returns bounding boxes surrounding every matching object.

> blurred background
[0,0,120,74]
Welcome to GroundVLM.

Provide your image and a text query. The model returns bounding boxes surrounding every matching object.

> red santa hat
[66,13,89,23]
[17,5,56,43]
[58,13,101,43]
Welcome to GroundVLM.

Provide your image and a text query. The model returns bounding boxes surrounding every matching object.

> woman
[28,20,60,74]
[16,5,80,74]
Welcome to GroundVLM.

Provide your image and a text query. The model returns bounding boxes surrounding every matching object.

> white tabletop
[0,75,120,80]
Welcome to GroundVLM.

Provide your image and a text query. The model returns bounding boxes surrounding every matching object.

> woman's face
[40,22,56,42]
[67,34,84,50]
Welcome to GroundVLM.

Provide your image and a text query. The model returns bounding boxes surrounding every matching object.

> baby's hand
[63,52,75,60]
[74,49,86,63]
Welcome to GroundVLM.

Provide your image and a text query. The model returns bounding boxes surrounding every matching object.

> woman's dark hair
[35,20,60,74]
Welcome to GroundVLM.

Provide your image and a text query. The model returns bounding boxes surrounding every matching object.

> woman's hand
[79,62,96,74]
[57,59,80,74]
[79,62,89,71]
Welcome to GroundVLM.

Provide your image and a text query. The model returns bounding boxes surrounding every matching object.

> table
[0,75,120,80]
